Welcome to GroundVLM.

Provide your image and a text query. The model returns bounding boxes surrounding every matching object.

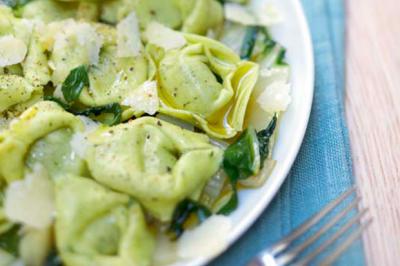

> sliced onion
[239,159,276,188]
[211,187,235,214]
[200,170,227,209]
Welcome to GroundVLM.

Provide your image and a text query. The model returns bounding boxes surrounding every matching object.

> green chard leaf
[223,128,260,182]
[168,199,211,240]
[44,96,122,126]
[43,96,71,110]
[74,103,122,126]
[218,117,278,215]
[61,65,89,103]
[44,249,63,266]
[218,128,260,215]
[240,26,259,60]
[217,188,238,215]
[257,114,278,163]
[240,26,287,66]
[0,224,21,257]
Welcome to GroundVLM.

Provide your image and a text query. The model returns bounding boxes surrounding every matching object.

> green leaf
[44,249,63,266]
[168,199,211,240]
[43,96,71,110]
[240,26,287,66]
[44,96,122,126]
[240,26,260,60]
[74,103,122,126]
[0,224,21,256]
[223,128,260,182]
[217,186,238,215]
[61,65,89,103]
[257,114,278,164]
[218,128,260,215]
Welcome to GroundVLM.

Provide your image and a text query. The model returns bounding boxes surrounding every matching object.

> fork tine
[293,208,369,266]
[268,187,356,255]
[319,218,373,266]
[275,197,361,265]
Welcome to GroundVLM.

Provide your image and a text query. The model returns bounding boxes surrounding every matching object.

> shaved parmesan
[4,165,54,229]
[53,20,103,65]
[144,22,186,51]
[0,35,27,67]
[177,215,232,259]
[117,12,143,58]
[257,81,291,112]
[247,67,290,130]
[122,81,159,115]
[224,3,282,27]
[70,116,100,159]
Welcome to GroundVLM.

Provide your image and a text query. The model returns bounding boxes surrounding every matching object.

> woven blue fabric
[209,0,366,265]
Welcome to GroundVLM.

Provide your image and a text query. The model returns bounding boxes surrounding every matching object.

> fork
[247,187,372,266]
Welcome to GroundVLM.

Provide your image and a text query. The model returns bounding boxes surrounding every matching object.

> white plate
[176,0,314,265]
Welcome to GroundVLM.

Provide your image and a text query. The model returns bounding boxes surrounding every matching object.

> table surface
[346,0,400,264]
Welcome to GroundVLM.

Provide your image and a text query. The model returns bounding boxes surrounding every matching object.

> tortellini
[17,0,224,36]
[26,129,87,179]
[0,75,40,113]
[85,117,223,221]
[79,45,153,107]
[56,175,155,266]
[100,0,223,35]
[0,6,33,46]
[19,0,80,23]
[0,101,83,183]
[45,19,154,110]
[22,29,52,87]
[151,34,259,139]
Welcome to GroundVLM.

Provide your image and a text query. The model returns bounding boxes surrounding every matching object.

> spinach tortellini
[0,75,41,113]
[100,0,223,35]
[79,45,153,107]
[46,19,154,109]
[0,101,83,183]
[85,117,223,221]
[26,128,87,179]
[18,0,98,22]
[56,175,154,266]
[152,34,260,139]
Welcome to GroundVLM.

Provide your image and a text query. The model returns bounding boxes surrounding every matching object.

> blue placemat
[210,0,366,265]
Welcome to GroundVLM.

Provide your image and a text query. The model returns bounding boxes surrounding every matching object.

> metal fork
[248,187,372,266]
